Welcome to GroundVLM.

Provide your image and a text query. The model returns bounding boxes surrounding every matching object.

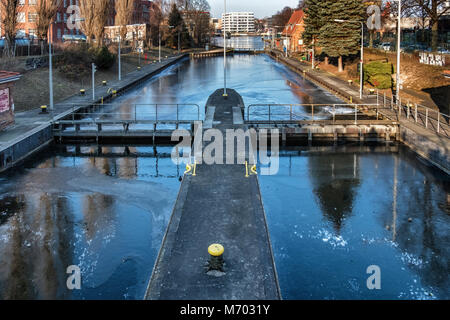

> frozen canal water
[0,146,182,299]
[258,145,449,300]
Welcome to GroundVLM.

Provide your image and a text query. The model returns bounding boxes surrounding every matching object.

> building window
[17,12,26,23]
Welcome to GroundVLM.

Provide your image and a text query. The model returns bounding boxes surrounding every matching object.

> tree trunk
[369,31,374,48]
[431,19,438,52]
[338,56,343,72]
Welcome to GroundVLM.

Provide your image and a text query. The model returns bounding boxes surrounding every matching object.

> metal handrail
[378,92,450,137]
[52,103,201,123]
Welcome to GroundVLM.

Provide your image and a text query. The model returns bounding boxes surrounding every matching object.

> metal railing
[376,92,450,138]
[52,103,201,123]
[246,104,389,124]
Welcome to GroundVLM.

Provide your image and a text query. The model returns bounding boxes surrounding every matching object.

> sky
[209,0,300,19]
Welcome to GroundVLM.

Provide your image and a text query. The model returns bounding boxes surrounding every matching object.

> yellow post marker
[102,80,107,86]
[101,96,104,105]
[245,161,249,178]
[192,161,197,176]
[208,244,224,271]
[350,96,353,104]
[184,163,192,175]
[40,105,48,114]
[80,89,86,96]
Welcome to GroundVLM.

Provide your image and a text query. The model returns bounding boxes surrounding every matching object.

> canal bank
[267,50,449,174]
[0,54,188,174]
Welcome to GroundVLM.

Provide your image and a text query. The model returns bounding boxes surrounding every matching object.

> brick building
[0,71,21,131]
[281,9,305,53]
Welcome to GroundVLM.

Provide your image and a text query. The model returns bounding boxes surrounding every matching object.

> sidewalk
[0,54,187,149]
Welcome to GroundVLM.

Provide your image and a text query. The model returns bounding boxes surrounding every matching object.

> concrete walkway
[145,89,281,300]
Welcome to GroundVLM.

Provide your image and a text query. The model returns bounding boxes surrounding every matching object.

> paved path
[145,89,281,300]
[0,54,186,150]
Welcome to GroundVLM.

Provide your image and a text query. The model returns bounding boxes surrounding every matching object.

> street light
[169,25,181,53]
[394,0,402,104]
[335,19,364,100]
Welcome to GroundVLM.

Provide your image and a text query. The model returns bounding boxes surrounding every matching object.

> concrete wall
[399,125,450,174]
[0,125,53,173]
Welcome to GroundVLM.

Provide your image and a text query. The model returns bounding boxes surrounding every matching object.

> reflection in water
[259,145,449,300]
[308,154,360,232]
[0,146,181,300]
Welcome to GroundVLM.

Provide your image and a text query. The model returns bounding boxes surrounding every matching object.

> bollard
[40,105,48,114]
[208,244,224,271]
[102,80,107,86]
[80,89,86,96]
[348,79,353,86]
[137,66,141,71]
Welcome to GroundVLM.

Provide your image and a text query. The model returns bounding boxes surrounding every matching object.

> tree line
[0,0,212,56]
[271,0,449,71]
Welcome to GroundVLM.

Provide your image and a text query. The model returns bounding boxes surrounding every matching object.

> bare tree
[93,0,112,47]
[182,0,211,45]
[79,0,96,43]
[0,0,20,56]
[399,0,449,50]
[115,0,135,40]
[36,0,62,41]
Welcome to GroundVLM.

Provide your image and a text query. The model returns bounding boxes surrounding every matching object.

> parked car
[62,34,87,43]
[379,42,392,51]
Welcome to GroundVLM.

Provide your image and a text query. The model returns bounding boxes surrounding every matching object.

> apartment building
[222,12,255,34]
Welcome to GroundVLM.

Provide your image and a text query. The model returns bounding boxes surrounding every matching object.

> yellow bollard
[245,161,249,178]
[208,244,224,271]
[40,105,48,114]
[80,89,86,96]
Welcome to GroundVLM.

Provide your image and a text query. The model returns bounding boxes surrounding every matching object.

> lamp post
[169,25,181,53]
[118,35,122,80]
[395,0,402,104]
[335,19,364,100]
[49,22,55,111]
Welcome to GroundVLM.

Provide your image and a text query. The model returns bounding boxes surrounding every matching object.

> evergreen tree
[167,3,191,49]
[302,0,322,47]
[318,0,365,72]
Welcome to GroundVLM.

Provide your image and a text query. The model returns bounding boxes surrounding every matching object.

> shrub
[90,46,116,70]
[368,74,393,89]
[362,61,394,89]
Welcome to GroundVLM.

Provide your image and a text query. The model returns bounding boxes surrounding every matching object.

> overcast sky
[209,0,300,19]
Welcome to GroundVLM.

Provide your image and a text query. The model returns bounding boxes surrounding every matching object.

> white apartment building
[222,12,255,34]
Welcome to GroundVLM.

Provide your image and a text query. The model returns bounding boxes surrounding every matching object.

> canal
[0,53,448,299]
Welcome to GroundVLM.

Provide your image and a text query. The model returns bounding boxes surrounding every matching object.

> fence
[246,104,388,124]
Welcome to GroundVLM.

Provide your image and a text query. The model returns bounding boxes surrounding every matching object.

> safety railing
[246,104,389,124]
[376,93,450,138]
